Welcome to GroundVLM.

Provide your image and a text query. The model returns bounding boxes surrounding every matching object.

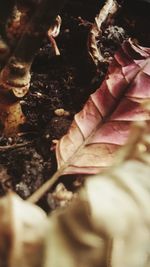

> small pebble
[54,108,65,116]
[45,134,50,139]
[54,108,70,117]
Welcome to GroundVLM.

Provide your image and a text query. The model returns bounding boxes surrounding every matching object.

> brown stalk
[0,0,66,135]
[87,0,119,65]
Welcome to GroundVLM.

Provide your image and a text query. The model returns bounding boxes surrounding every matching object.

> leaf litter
[0,1,150,266]
[0,1,149,217]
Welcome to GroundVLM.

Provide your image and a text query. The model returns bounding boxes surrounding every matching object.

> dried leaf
[56,39,150,175]
[0,193,47,267]
[44,123,150,267]
[88,0,119,65]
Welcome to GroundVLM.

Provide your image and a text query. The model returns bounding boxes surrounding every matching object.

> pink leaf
[56,39,150,174]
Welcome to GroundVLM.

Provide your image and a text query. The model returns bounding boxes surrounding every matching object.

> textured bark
[0,0,67,135]
[0,0,67,96]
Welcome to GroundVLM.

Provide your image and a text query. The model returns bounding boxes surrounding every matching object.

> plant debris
[88,0,120,65]
[56,39,150,174]
[0,0,150,205]
[44,120,150,267]
[0,1,150,266]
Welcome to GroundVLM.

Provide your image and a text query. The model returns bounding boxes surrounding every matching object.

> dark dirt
[0,0,150,210]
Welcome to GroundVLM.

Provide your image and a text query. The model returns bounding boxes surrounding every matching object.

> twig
[27,165,67,203]
[0,141,32,151]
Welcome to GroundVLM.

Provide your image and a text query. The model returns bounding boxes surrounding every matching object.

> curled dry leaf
[0,193,47,267]
[44,122,150,267]
[88,0,119,65]
[56,39,150,175]
[47,15,62,56]
[48,15,62,38]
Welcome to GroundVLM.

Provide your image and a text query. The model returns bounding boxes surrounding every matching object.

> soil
[0,0,150,211]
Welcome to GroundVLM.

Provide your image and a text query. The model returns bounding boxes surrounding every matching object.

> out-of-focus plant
[0,192,47,267]
[44,118,150,267]
[0,0,66,136]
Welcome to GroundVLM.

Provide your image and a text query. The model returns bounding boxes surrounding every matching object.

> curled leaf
[48,15,62,38]
[47,15,62,56]
[56,39,150,175]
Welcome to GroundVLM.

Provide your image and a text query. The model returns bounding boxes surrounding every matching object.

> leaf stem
[27,165,67,203]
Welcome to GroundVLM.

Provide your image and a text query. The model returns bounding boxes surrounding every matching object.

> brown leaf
[56,39,150,175]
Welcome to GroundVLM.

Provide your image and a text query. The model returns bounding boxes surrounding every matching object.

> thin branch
[0,141,32,151]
